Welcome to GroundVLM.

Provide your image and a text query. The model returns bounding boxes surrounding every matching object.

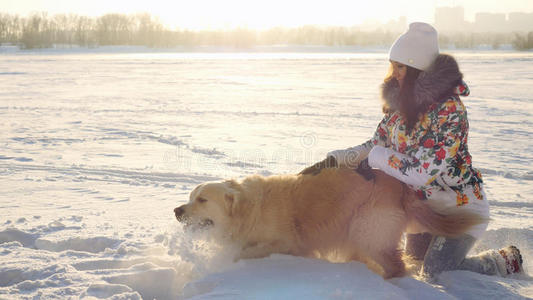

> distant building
[359,7,532,34]
[435,6,533,33]
[435,6,466,32]
[475,13,507,32]
[384,17,407,32]
[508,12,533,32]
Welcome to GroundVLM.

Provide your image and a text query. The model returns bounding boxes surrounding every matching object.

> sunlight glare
[109,0,392,30]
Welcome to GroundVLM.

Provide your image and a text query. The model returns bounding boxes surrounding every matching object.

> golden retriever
[174,168,483,278]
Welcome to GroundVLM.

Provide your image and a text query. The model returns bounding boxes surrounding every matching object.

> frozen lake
[1,49,533,299]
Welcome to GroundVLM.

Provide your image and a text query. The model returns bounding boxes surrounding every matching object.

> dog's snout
[174,206,185,221]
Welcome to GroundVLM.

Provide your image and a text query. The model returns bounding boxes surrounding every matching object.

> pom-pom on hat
[389,22,439,71]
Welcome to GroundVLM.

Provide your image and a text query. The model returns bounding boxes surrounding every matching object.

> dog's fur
[174,168,484,278]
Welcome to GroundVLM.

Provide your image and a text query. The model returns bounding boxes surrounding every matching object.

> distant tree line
[439,31,533,50]
[510,32,533,50]
[1,12,532,50]
[0,12,402,48]
[0,12,168,48]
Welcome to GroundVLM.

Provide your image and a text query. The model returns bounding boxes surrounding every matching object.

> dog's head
[174,180,242,232]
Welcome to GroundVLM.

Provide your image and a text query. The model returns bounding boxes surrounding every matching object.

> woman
[300,22,523,278]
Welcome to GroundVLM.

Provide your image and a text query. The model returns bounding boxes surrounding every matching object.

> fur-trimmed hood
[381,54,468,111]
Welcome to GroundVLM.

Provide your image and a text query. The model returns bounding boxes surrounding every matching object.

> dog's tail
[402,186,488,237]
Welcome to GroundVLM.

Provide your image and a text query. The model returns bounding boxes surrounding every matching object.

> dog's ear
[224,192,237,217]
[224,180,241,217]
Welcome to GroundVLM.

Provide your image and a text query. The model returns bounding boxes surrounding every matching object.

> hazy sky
[3,0,533,30]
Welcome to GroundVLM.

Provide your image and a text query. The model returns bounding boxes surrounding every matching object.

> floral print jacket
[366,83,483,205]
[329,54,489,236]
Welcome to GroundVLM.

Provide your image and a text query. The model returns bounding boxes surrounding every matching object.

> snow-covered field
[1,47,532,299]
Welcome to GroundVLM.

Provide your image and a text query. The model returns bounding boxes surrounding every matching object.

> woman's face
[390,61,407,88]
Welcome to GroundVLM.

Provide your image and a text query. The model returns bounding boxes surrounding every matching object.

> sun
[132,0,384,30]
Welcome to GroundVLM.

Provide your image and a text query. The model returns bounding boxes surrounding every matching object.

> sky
[3,0,533,30]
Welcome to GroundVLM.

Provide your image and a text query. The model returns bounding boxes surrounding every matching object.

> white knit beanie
[389,22,439,71]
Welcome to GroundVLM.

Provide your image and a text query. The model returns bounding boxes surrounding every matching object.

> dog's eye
[197,197,208,203]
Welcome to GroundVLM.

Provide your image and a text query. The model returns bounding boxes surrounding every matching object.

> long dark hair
[382,64,422,134]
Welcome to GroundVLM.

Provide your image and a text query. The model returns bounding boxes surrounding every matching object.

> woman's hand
[298,156,338,176]
[356,158,375,181]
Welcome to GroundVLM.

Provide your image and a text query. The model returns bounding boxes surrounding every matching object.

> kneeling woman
[301,22,523,278]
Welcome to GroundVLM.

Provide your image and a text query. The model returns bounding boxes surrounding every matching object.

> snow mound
[437,270,533,299]
[0,228,39,248]
[103,263,179,300]
[182,254,445,300]
[0,262,72,288]
[34,236,121,253]
[80,283,141,299]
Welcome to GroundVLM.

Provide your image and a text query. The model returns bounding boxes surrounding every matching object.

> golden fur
[174,168,484,278]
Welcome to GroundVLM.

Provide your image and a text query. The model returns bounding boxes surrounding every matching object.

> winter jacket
[328,54,489,238]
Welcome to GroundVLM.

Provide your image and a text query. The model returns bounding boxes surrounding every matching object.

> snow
[1,47,533,299]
